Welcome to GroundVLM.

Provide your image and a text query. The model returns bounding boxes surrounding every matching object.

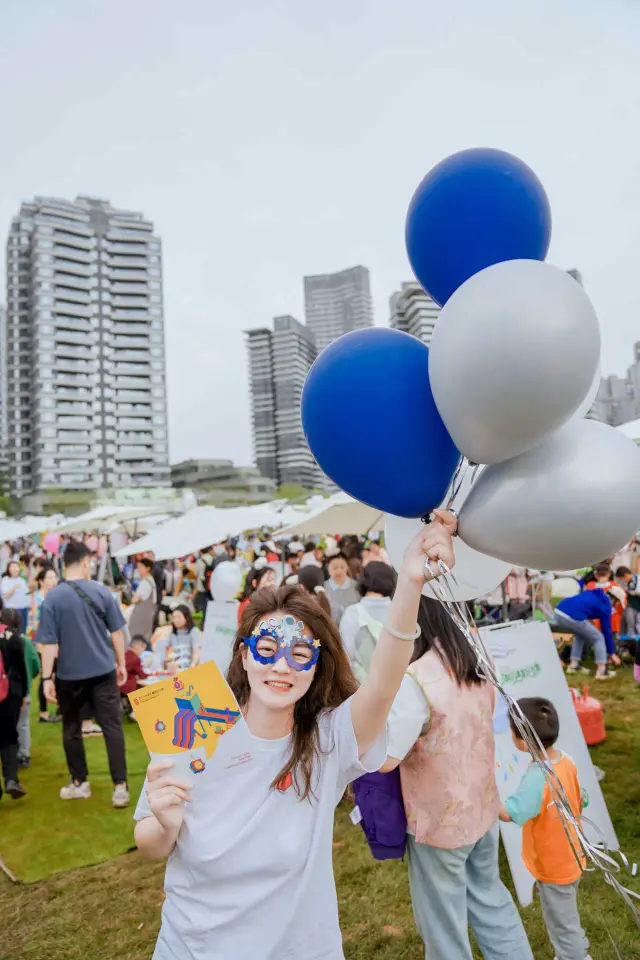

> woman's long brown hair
[228,585,357,801]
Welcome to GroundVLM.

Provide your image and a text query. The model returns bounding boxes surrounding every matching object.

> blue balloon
[302,329,460,518]
[406,148,551,306]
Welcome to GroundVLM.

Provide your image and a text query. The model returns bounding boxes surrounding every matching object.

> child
[121,636,148,697]
[499,697,591,960]
[615,565,640,638]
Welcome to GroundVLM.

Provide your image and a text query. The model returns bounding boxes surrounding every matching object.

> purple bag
[351,769,407,860]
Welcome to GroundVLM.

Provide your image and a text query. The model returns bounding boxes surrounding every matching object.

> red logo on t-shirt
[276,771,293,792]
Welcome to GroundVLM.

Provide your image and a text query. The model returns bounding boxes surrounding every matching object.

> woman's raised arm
[350,510,456,757]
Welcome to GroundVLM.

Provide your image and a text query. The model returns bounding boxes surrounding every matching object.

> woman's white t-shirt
[134,697,386,960]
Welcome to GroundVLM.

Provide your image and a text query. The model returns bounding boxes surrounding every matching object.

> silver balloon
[458,419,640,570]
[386,513,511,601]
[428,260,601,464]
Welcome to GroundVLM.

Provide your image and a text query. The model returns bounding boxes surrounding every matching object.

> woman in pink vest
[382,597,532,960]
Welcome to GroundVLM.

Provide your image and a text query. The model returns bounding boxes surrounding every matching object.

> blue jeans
[407,822,533,960]
[553,611,607,664]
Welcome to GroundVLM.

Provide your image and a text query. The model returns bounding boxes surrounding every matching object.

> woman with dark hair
[380,596,531,960]
[237,564,277,625]
[0,604,28,801]
[297,564,332,618]
[155,605,203,672]
[133,515,457,960]
[339,562,397,681]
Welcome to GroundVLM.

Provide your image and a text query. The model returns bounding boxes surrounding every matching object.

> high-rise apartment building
[593,341,640,426]
[246,316,326,491]
[304,265,373,353]
[5,196,169,500]
[389,282,440,346]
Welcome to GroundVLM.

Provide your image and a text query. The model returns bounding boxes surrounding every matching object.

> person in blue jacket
[553,588,616,679]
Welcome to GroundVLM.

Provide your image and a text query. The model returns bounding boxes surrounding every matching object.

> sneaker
[60,780,92,800]
[82,723,103,738]
[566,666,590,675]
[39,714,62,723]
[112,783,130,808]
[5,780,26,800]
[594,672,612,680]
[17,756,30,770]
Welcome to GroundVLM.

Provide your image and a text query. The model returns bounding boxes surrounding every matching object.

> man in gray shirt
[38,540,129,808]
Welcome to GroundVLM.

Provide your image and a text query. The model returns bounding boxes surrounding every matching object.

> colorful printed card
[129,661,249,779]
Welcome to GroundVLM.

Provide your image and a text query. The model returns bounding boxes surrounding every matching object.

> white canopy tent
[114,502,288,560]
[50,505,169,536]
[276,492,385,537]
[0,516,59,541]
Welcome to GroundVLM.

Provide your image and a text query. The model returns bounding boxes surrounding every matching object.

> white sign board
[201,600,239,676]
[481,620,618,907]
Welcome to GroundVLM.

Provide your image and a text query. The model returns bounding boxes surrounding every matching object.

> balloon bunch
[303,147,640,594]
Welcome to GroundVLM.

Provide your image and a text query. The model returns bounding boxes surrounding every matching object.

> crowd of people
[0,525,638,959]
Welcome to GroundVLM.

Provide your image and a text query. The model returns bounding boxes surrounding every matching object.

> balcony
[108,268,149,282]
[53,260,93,278]
[54,316,93,334]
[107,254,149,268]
[108,338,149,351]
[112,363,149,376]
[109,322,150,335]
[110,282,150,295]
[57,430,92,442]
[53,372,97,387]
[53,357,98,373]
[52,245,94,264]
[53,231,94,250]
[115,377,151,390]
[54,330,97,347]
[54,301,93,319]
[118,446,153,459]
[57,445,91,456]
[107,242,150,255]
[54,272,92,290]
[54,387,94,401]
[116,404,151,415]
[111,295,150,308]
[111,308,150,321]
[115,391,151,403]
[53,287,91,304]
[54,343,94,360]
[55,402,94,415]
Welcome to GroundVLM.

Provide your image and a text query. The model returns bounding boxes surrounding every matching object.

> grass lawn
[0,670,639,959]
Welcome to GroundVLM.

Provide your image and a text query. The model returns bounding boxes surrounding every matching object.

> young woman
[237,564,277,625]
[297,564,332,618]
[134,514,456,960]
[381,596,532,960]
[154,606,203,672]
[1,560,31,635]
[324,552,360,624]
[339,561,397,682]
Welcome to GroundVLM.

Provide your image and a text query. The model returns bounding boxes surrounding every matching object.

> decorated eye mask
[243,615,321,672]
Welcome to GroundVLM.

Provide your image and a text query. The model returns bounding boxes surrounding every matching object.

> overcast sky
[1,0,638,466]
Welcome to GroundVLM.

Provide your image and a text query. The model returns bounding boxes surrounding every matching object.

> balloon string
[446,458,480,512]
[446,459,469,510]
[427,564,640,932]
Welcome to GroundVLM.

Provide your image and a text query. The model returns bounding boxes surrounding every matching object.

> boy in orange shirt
[499,698,590,960]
